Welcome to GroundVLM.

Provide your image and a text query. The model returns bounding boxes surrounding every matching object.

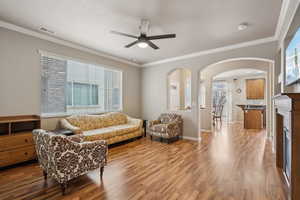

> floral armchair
[148,113,183,143]
[32,129,108,194]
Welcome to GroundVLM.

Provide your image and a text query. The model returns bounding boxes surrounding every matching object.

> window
[41,53,122,116]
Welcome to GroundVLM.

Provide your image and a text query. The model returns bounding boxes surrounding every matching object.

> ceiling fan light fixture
[110,19,175,49]
[238,23,248,31]
[137,42,148,48]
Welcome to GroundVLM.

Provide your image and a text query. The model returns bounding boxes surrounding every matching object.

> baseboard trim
[182,136,200,142]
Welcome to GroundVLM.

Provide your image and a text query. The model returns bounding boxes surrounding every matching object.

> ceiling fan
[110,19,176,50]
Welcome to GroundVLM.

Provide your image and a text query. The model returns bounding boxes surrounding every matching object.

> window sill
[168,109,192,112]
[67,105,103,109]
[41,110,123,119]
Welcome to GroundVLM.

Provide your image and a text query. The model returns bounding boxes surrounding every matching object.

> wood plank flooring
[0,123,286,200]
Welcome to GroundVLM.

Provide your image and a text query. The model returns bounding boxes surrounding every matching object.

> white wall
[142,42,277,139]
[0,27,142,130]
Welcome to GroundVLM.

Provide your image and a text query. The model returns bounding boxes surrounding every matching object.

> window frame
[39,50,123,118]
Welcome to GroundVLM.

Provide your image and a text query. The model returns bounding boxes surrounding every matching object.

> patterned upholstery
[32,129,107,184]
[148,113,183,139]
[60,112,143,145]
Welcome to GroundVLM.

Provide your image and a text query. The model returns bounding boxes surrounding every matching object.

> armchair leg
[61,182,67,195]
[100,166,104,179]
[43,170,47,180]
[150,135,152,140]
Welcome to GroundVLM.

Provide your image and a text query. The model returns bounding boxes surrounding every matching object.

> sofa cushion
[65,115,94,131]
[150,124,168,133]
[65,112,128,131]
[83,123,140,140]
[99,112,128,127]
[83,127,116,139]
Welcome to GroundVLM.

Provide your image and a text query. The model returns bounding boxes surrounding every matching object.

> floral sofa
[148,113,183,143]
[60,112,143,145]
[32,129,107,194]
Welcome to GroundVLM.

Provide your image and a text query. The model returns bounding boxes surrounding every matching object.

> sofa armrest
[127,116,143,128]
[165,121,182,137]
[60,119,82,134]
[68,134,85,143]
[166,121,179,129]
[148,120,161,128]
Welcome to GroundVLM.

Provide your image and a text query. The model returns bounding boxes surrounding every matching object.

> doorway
[211,69,267,128]
[198,58,275,141]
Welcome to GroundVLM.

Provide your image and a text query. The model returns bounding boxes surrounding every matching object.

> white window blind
[41,53,122,116]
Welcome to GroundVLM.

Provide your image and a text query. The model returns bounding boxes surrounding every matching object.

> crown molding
[0,20,141,67]
[277,0,300,45]
[274,0,290,40]
[142,36,277,67]
[0,0,291,69]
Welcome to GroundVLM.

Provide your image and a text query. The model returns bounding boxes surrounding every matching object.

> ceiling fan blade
[147,41,159,50]
[125,40,140,48]
[110,30,138,39]
[147,34,176,40]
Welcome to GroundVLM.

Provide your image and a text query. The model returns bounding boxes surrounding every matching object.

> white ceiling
[214,68,266,79]
[0,0,282,65]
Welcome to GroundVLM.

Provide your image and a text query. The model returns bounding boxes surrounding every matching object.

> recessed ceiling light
[238,23,248,31]
[39,27,55,34]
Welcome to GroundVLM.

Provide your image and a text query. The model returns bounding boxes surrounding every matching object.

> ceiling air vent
[39,27,55,34]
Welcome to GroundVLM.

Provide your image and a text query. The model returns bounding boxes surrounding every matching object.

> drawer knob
[24,152,28,156]
[25,139,28,143]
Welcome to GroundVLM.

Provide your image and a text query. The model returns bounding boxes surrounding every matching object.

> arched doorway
[197,58,275,141]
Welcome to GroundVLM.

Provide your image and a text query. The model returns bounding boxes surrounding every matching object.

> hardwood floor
[0,123,286,200]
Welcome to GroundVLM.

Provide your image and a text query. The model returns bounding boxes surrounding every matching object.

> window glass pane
[41,56,67,114]
[73,83,90,106]
[67,82,72,106]
[98,88,105,110]
[112,88,120,109]
[91,84,98,105]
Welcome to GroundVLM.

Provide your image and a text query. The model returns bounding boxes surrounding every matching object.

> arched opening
[197,58,274,142]
[167,68,192,111]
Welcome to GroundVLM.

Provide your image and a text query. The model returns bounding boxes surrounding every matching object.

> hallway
[0,123,286,200]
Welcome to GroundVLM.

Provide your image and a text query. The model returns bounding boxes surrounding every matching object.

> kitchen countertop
[236,104,266,110]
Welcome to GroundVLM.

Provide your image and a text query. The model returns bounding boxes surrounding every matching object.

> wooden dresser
[274,93,300,200]
[0,115,40,168]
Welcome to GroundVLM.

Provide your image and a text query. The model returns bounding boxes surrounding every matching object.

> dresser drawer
[0,146,36,167]
[0,132,34,151]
